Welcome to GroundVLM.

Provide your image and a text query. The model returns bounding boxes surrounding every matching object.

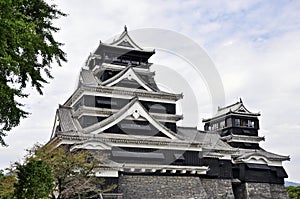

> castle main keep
[48,27,289,199]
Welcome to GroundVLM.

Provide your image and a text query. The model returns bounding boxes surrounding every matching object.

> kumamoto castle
[48,27,290,199]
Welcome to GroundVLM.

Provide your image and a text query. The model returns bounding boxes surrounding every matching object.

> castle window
[208,125,212,131]
[212,123,218,130]
[95,96,118,108]
[220,121,225,129]
[241,119,248,127]
[112,57,121,62]
[248,120,255,128]
[235,119,240,126]
[226,118,232,127]
[122,59,130,64]
[131,60,139,65]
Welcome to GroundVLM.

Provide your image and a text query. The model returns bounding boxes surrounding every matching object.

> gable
[100,118,171,138]
[236,104,251,114]
[101,66,156,91]
[110,27,143,50]
[83,98,178,139]
[117,40,134,48]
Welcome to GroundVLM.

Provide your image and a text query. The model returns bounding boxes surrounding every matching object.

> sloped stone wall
[118,175,208,199]
[118,175,235,199]
[117,175,288,199]
[269,184,289,199]
[201,178,234,198]
[245,183,272,198]
[233,182,289,199]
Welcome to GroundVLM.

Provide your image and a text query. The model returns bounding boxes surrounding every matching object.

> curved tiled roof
[203,99,260,122]
[80,69,99,86]
[177,127,234,152]
[233,148,290,161]
[57,106,77,132]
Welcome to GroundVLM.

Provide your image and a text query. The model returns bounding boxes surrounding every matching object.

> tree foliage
[30,144,108,199]
[0,144,112,199]
[287,186,300,199]
[0,170,17,199]
[0,0,67,146]
[14,159,54,199]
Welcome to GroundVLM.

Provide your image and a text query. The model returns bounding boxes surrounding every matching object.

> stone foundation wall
[118,175,234,199]
[233,182,289,199]
[118,175,207,199]
[201,178,234,198]
[245,182,272,198]
[269,183,289,199]
[117,175,288,199]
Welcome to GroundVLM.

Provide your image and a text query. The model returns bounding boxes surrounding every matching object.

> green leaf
[0,0,67,146]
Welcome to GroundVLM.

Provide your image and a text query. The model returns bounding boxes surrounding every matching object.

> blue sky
[1,0,300,182]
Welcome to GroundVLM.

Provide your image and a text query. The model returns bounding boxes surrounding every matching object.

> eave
[95,43,155,58]
[64,85,183,107]
[202,111,261,123]
[73,106,183,122]
[54,132,207,151]
[220,134,265,144]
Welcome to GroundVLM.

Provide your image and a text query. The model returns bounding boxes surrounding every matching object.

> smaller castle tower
[203,98,263,149]
[203,99,290,198]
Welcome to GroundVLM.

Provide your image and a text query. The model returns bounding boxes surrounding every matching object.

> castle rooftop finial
[124,25,127,32]
[239,97,243,103]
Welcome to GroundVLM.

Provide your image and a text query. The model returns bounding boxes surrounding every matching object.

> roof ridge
[218,101,241,111]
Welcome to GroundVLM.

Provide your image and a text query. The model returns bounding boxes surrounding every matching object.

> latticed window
[235,119,240,126]
[248,120,255,127]
[220,121,225,129]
